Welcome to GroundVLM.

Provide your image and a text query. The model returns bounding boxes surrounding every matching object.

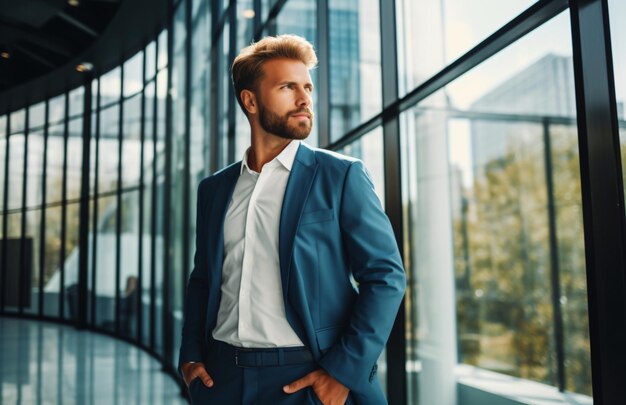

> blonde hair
[232,34,318,113]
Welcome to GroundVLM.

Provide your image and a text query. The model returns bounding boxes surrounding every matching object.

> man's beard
[258,103,313,140]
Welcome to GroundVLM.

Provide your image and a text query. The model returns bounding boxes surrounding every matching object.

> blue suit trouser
[188,341,328,405]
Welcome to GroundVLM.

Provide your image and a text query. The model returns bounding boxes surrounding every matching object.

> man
[179,34,405,404]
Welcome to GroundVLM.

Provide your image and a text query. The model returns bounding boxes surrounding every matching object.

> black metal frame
[570,0,626,402]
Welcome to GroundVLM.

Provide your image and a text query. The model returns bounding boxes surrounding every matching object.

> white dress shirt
[212,140,305,348]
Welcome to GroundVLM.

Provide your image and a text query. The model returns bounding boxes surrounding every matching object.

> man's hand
[283,369,349,405]
[181,362,214,388]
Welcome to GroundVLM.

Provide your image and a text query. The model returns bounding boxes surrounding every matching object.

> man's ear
[241,90,257,114]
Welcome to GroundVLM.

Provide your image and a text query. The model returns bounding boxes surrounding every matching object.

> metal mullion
[254,0,287,38]
[163,2,174,366]
[1,115,10,312]
[210,12,222,173]
[542,120,566,391]
[137,45,147,344]
[91,80,101,327]
[211,4,229,47]
[379,0,405,404]
[253,0,261,41]
[38,100,49,317]
[19,107,29,314]
[115,64,124,335]
[150,34,159,352]
[78,77,93,329]
[317,0,330,148]
[59,93,70,319]
[183,0,193,298]
[227,0,236,165]
[570,0,626,402]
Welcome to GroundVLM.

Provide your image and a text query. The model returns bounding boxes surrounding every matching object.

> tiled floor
[0,317,188,405]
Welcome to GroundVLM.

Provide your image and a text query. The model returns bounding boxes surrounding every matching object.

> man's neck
[247,131,292,173]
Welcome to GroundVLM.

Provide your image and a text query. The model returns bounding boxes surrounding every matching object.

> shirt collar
[241,140,301,175]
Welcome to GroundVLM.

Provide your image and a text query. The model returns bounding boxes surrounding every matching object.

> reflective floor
[0,317,187,405]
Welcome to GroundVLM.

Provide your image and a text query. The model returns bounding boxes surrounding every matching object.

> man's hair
[232,34,318,113]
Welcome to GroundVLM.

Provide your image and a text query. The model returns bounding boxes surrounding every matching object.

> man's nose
[295,88,311,107]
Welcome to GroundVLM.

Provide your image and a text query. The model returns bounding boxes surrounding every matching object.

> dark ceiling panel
[0,0,167,115]
[0,0,68,28]
[0,0,123,93]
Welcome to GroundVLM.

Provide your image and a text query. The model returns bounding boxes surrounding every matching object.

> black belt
[220,343,314,368]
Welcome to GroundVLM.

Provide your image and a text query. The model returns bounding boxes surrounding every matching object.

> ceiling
[0,0,167,116]
[0,0,121,93]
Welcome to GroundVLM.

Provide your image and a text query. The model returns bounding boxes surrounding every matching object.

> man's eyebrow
[276,80,314,87]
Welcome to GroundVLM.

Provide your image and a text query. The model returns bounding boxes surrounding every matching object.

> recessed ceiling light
[68,0,80,6]
[1,52,10,59]
[76,62,93,72]
[242,9,255,19]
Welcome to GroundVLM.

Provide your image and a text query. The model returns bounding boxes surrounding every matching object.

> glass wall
[609,0,626,200]
[2,1,625,404]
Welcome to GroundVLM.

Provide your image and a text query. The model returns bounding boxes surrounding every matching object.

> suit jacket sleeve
[317,160,407,392]
[178,179,210,373]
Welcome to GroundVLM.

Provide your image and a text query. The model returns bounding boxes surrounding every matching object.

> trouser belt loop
[278,348,285,366]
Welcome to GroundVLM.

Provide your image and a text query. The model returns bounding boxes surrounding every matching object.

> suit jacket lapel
[279,143,318,304]
[207,163,241,290]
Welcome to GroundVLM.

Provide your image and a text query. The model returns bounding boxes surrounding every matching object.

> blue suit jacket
[179,142,406,404]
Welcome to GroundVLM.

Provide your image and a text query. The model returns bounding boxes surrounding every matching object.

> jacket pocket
[315,325,344,352]
[300,209,334,225]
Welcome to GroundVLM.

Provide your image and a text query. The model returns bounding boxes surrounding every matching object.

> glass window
[400,10,592,402]
[190,0,212,315]
[122,94,142,188]
[338,127,385,204]
[92,78,99,112]
[261,0,273,22]
[100,66,122,106]
[328,0,382,140]
[154,68,167,356]
[0,115,6,138]
[396,0,538,96]
[171,0,187,367]
[7,134,25,210]
[124,51,144,98]
[29,102,46,130]
[9,109,26,134]
[142,81,155,347]
[98,105,120,194]
[90,111,97,197]
[63,201,81,321]
[43,205,62,318]
[24,129,45,315]
[608,0,626,207]
[146,40,157,81]
[43,123,64,318]
[217,22,230,166]
[49,94,66,124]
[94,195,117,331]
[276,0,319,147]
[4,212,22,312]
[69,86,85,118]
[0,132,5,214]
[158,29,168,70]
[238,0,255,50]
[67,118,83,200]
[119,189,140,339]
[24,208,42,315]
